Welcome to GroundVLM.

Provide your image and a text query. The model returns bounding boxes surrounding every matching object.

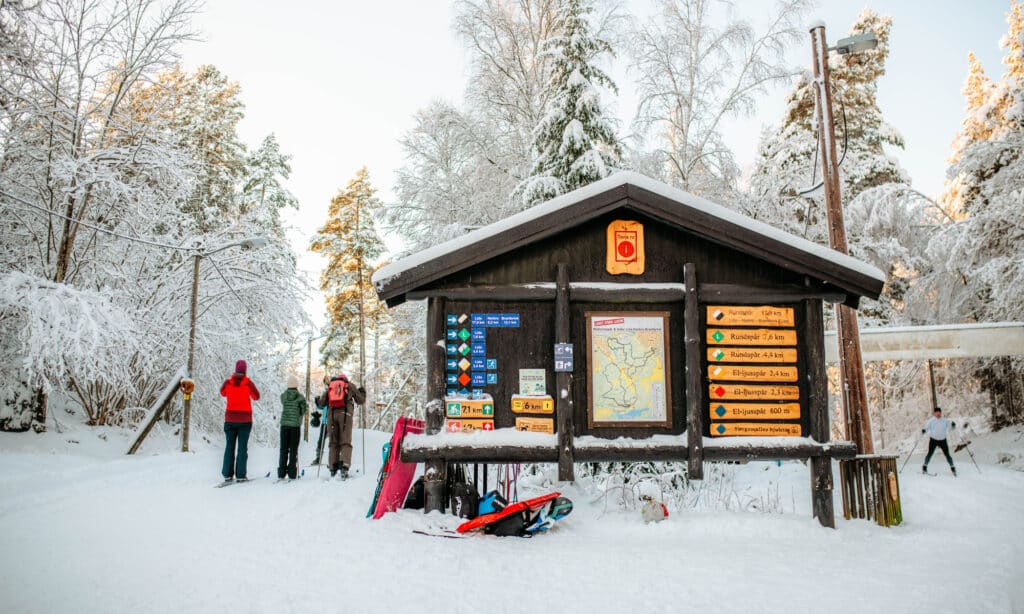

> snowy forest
[2,0,1023,446]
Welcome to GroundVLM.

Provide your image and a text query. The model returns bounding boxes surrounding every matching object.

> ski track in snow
[0,427,1022,613]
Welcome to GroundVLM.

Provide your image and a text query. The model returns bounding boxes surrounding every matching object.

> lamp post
[181,236,269,452]
[808,23,877,454]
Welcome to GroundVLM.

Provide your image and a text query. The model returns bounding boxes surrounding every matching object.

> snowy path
[1,428,1022,613]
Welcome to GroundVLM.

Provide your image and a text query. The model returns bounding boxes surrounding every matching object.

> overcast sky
[179,0,1012,327]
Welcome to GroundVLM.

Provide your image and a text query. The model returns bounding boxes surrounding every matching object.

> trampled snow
[1,424,1022,613]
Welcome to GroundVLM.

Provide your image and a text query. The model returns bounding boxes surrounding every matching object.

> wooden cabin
[372,172,885,527]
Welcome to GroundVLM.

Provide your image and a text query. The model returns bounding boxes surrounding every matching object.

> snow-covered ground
[1,424,1023,614]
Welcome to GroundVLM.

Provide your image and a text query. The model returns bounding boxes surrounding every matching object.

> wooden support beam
[423,296,447,513]
[555,263,575,482]
[569,284,685,303]
[805,298,836,528]
[408,284,556,302]
[684,263,704,480]
[698,283,847,305]
[407,282,688,303]
[400,438,857,463]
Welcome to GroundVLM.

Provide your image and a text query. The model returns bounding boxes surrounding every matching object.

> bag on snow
[450,482,480,519]
[404,476,425,510]
[327,379,348,409]
[485,510,529,537]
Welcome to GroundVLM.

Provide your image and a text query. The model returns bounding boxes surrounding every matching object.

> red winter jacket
[220,374,260,423]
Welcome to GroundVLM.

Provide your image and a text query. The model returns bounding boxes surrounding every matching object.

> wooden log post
[805,298,836,528]
[423,296,447,513]
[555,263,575,482]
[684,264,704,480]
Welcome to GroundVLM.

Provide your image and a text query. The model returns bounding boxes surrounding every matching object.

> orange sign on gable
[606,220,645,275]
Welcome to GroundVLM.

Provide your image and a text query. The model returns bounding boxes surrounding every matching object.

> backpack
[403,476,425,510]
[485,510,529,537]
[327,379,348,409]
[450,482,480,519]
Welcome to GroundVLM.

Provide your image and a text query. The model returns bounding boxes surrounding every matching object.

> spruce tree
[519,0,621,206]
[310,167,386,376]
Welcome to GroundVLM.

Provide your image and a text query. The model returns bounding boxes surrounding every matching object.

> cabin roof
[373,172,885,306]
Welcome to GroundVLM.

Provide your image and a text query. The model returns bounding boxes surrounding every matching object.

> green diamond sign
[713,349,726,361]
[458,343,471,356]
[458,328,471,342]
[712,330,725,343]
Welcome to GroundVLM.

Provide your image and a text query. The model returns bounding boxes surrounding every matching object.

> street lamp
[807,22,876,454]
[181,236,270,452]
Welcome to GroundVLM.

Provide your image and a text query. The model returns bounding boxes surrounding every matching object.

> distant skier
[220,360,260,483]
[310,375,330,466]
[321,372,366,479]
[922,407,957,476]
[277,375,307,480]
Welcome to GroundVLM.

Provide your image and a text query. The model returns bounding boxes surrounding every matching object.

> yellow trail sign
[707,365,799,382]
[511,396,554,414]
[709,422,802,437]
[515,417,554,433]
[709,384,800,401]
[707,347,798,363]
[707,305,794,327]
[707,328,797,346]
[709,402,801,420]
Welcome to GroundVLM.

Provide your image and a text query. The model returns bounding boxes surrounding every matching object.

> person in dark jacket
[321,372,366,479]
[278,375,307,480]
[220,360,260,482]
[310,375,330,466]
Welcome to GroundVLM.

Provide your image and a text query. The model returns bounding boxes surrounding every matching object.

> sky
[179,0,1013,328]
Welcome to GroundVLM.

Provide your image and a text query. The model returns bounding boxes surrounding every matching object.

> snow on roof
[373,171,885,294]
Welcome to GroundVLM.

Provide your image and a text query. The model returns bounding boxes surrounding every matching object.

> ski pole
[955,428,982,474]
[899,433,925,474]
[361,402,366,477]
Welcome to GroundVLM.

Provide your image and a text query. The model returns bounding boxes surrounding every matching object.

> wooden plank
[707,365,799,382]
[709,384,800,401]
[569,285,686,303]
[708,423,802,437]
[706,328,797,346]
[423,296,447,513]
[698,283,847,305]
[408,285,556,302]
[684,263,703,480]
[555,263,575,482]
[708,402,801,420]
[708,347,798,363]
[408,282,690,303]
[401,444,559,463]
[703,440,857,461]
[707,305,794,327]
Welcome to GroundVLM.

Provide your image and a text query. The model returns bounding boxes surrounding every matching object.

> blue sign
[500,314,520,327]
[471,372,486,387]
[446,344,457,355]
[471,357,486,371]
[486,373,498,385]
[472,343,486,356]
[446,374,458,385]
[459,388,470,397]
[485,314,502,327]
[471,328,486,341]
[486,358,498,370]
[446,314,458,326]
[446,359,458,371]
[471,389,484,400]
[471,313,485,327]
[447,329,458,340]
[446,388,456,397]
[554,343,574,373]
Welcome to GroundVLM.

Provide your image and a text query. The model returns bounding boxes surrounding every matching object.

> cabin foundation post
[424,297,447,513]
[805,298,835,528]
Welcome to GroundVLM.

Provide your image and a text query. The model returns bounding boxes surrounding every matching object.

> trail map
[589,314,669,424]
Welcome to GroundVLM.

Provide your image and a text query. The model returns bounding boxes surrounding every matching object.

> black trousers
[314,421,328,463]
[924,438,954,467]
[278,425,301,478]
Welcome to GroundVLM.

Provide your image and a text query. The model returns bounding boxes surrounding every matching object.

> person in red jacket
[220,359,260,482]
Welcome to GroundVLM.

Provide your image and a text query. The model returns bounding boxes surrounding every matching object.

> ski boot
[951,466,957,477]
[921,465,928,474]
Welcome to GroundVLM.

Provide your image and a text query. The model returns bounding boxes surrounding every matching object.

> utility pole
[304,336,313,442]
[809,23,874,454]
[182,253,201,452]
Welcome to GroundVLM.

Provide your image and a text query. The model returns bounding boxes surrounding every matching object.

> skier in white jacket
[922,407,957,476]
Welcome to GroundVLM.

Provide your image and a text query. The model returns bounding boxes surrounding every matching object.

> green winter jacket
[279,388,307,427]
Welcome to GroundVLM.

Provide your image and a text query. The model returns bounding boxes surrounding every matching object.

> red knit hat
[235,360,247,375]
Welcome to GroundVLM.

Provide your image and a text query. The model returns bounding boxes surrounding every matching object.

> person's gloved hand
[358,386,366,396]
[921,429,926,434]
[951,421,956,428]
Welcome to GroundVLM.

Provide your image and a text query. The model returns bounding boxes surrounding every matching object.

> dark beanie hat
[235,360,247,375]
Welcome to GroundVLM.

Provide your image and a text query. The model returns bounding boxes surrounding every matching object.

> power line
[1,189,192,252]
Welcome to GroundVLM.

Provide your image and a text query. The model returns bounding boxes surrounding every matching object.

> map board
[587,312,671,428]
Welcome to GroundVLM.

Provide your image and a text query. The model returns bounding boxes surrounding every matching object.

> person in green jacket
[278,375,307,480]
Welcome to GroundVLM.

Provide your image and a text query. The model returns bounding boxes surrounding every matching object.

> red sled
[368,417,425,519]
[456,492,560,533]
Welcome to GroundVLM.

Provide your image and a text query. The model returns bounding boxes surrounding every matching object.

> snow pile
[1,426,1022,613]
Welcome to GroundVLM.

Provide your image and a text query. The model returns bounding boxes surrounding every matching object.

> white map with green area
[591,315,668,423]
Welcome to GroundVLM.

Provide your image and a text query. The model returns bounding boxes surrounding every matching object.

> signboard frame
[585,311,672,429]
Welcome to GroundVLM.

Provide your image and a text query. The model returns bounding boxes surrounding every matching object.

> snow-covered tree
[928,0,1024,425]
[310,168,386,377]
[630,0,810,199]
[241,134,300,233]
[517,0,621,205]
